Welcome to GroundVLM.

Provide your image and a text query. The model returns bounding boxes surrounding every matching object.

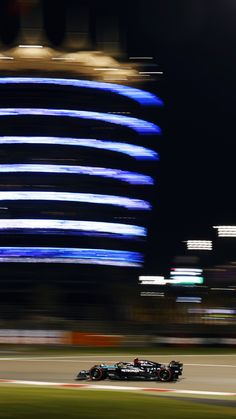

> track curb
[0,379,236,397]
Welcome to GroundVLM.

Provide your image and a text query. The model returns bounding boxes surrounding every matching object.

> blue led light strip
[0,191,151,210]
[0,164,153,185]
[0,136,158,160]
[0,247,143,267]
[0,77,163,107]
[0,108,161,135]
[0,219,146,237]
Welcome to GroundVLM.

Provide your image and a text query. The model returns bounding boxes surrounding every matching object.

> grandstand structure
[0,1,162,321]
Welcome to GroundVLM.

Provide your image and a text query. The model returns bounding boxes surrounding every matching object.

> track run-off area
[0,354,236,398]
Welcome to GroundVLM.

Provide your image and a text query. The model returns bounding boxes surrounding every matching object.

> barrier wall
[0,330,123,346]
[0,330,235,346]
[69,332,123,347]
[0,330,66,345]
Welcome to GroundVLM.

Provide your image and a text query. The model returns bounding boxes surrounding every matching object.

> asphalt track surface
[0,354,236,393]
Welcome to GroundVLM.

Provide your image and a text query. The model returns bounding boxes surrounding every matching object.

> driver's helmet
[133,358,139,366]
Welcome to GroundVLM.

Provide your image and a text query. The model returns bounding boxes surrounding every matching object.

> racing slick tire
[158,368,172,382]
[89,367,106,381]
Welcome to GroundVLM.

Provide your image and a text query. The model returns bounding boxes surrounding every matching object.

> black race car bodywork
[76,359,183,382]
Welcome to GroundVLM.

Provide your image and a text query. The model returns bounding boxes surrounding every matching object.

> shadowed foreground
[0,387,236,419]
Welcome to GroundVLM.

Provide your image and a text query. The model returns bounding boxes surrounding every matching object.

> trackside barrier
[152,336,236,346]
[0,330,123,346]
[69,332,123,347]
[0,330,236,346]
[0,330,67,344]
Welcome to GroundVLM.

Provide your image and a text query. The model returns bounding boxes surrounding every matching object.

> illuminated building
[0,1,162,319]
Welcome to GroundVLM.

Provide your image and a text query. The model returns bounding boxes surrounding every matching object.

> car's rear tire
[89,367,105,381]
[158,368,172,382]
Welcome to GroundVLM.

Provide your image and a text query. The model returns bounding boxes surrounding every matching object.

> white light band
[0,219,146,237]
[0,136,158,160]
[0,191,151,210]
[0,164,153,185]
[0,108,161,135]
[0,77,163,107]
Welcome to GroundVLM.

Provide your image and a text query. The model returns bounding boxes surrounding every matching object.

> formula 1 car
[76,358,183,382]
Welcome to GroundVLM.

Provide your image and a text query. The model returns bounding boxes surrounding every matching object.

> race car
[76,358,183,382]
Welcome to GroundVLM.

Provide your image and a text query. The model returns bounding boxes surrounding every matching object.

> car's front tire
[89,367,106,381]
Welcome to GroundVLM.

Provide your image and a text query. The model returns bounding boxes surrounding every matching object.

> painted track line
[1,357,236,369]
[0,353,236,362]
[185,363,236,368]
[0,379,236,397]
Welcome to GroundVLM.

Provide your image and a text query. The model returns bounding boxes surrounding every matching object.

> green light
[170,277,204,285]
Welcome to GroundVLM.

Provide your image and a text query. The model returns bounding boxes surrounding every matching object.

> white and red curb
[0,379,236,397]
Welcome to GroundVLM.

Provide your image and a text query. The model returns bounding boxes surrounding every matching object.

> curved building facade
[0,77,161,269]
[0,1,162,322]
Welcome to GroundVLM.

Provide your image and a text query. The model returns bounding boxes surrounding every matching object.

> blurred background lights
[0,164,154,185]
[139,276,165,285]
[170,268,204,285]
[0,219,146,238]
[169,277,204,285]
[188,308,236,314]
[139,273,204,285]
[0,108,161,135]
[176,297,202,303]
[0,247,143,267]
[213,225,236,237]
[141,292,165,297]
[0,56,14,60]
[18,45,43,48]
[0,77,163,107]
[185,240,213,250]
[0,136,159,160]
[0,191,151,210]
[171,268,202,276]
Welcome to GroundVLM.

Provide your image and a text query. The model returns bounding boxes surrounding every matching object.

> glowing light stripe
[0,191,151,210]
[213,226,236,237]
[169,277,204,284]
[0,164,153,185]
[186,240,212,250]
[0,258,140,267]
[0,136,158,160]
[0,77,163,107]
[0,219,146,237]
[0,108,161,135]
[0,247,143,267]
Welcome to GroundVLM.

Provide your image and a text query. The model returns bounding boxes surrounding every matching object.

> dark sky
[122,1,236,273]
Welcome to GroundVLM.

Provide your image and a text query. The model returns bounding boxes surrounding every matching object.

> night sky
[126,0,236,274]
